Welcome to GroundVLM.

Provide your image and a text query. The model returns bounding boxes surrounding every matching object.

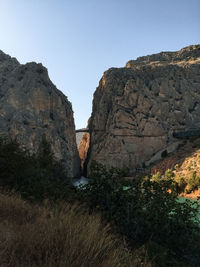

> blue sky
[0,0,199,129]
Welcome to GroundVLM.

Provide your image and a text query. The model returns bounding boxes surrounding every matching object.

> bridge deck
[76,129,89,133]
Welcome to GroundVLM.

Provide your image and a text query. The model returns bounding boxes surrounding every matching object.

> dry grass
[0,190,151,267]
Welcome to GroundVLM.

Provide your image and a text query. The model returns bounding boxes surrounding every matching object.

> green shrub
[81,161,200,265]
[175,176,187,193]
[174,164,179,170]
[164,169,174,180]
[151,171,162,183]
[186,171,200,193]
[0,137,75,202]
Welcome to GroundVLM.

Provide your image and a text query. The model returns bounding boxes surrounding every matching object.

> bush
[81,161,200,265]
[151,171,162,183]
[164,169,174,180]
[186,171,200,193]
[151,170,177,192]
[0,137,76,202]
[175,176,187,193]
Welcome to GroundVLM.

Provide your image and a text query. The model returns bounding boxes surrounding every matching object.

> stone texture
[76,132,84,146]
[87,45,200,175]
[77,119,91,174]
[0,50,80,177]
[78,132,90,169]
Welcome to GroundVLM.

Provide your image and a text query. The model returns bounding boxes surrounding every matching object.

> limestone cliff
[0,50,80,177]
[87,45,200,175]
[78,132,90,169]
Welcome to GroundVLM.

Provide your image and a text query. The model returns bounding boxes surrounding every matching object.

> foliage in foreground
[1,138,200,266]
[0,190,149,267]
[80,161,200,266]
[0,137,76,202]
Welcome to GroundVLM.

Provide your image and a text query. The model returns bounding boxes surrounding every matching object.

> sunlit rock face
[87,45,200,175]
[0,50,80,177]
[78,132,90,170]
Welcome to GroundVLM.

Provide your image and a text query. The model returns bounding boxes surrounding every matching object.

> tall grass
[0,191,150,267]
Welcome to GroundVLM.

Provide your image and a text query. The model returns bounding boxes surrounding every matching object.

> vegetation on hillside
[151,137,200,196]
[79,161,200,266]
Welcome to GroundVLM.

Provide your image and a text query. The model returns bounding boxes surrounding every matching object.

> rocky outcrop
[0,50,80,177]
[87,45,200,175]
[77,119,91,174]
[76,132,84,146]
[78,132,90,169]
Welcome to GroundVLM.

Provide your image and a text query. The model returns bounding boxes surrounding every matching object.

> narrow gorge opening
[76,129,90,176]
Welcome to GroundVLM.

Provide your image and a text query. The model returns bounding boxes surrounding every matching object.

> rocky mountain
[86,45,200,175]
[0,50,80,177]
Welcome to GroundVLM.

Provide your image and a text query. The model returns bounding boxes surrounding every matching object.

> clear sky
[0,0,199,129]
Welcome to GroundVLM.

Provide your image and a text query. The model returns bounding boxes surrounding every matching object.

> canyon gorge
[0,45,200,177]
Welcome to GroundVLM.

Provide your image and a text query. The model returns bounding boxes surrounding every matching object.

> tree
[0,137,73,202]
[81,161,200,265]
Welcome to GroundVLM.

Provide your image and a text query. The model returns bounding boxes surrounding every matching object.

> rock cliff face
[78,132,90,170]
[87,45,200,175]
[0,50,80,177]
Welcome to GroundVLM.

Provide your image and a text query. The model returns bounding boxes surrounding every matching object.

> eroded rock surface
[78,132,90,170]
[0,50,80,177]
[87,45,200,175]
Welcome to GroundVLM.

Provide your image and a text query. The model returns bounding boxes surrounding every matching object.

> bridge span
[76,128,89,133]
